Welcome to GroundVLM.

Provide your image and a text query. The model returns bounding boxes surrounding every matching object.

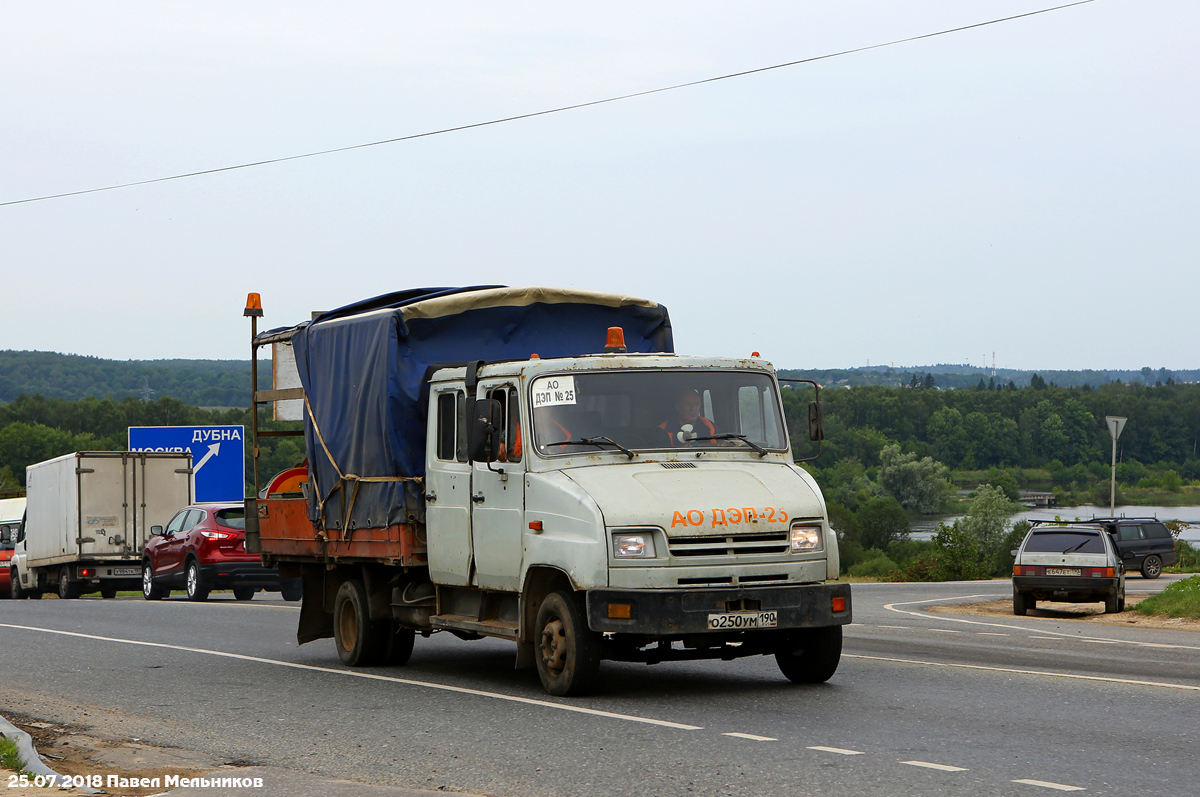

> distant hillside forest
[0,350,268,407]
[3,350,1194,407]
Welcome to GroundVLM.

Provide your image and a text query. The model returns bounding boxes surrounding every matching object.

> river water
[911,504,1200,543]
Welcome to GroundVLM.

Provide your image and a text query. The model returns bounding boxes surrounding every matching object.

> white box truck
[9,452,194,599]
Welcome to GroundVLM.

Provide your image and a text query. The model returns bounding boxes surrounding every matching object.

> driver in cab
[659,388,715,446]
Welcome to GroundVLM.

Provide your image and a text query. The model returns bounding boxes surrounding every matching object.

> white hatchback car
[1011,525,1126,615]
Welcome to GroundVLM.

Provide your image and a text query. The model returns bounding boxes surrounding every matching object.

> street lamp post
[1106,416,1127,514]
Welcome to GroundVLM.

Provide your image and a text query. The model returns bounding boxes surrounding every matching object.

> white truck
[245,286,851,695]
[9,451,194,599]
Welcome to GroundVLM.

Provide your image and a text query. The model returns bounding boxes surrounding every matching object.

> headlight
[790,523,823,553]
[613,533,656,559]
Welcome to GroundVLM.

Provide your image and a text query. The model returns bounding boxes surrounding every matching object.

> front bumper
[586,582,851,635]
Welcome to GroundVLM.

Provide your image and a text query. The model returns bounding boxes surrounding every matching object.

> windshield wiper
[1061,540,1090,554]
[545,436,636,459]
[690,433,769,457]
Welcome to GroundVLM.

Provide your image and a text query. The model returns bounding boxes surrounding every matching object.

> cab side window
[434,390,468,463]
[487,386,521,463]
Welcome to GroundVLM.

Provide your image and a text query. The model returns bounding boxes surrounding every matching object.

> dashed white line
[901,760,968,772]
[877,625,910,630]
[927,628,961,633]
[723,733,777,742]
[807,746,864,756]
[1013,778,1085,791]
[977,632,1009,636]
[1081,639,1118,644]
[1029,636,1062,640]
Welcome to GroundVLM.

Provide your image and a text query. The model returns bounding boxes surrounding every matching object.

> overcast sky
[2,1,1196,372]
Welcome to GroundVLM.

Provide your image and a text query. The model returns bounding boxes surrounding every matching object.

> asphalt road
[1,576,1196,797]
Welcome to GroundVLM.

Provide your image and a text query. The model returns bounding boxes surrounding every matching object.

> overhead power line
[1,1,1093,208]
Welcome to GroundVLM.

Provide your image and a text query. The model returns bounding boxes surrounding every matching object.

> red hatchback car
[142,503,300,601]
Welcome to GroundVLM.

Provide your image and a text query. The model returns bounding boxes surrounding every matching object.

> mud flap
[297,570,334,644]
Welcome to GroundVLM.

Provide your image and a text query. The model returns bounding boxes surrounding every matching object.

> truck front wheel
[11,569,41,600]
[775,626,842,684]
[333,579,389,666]
[535,591,601,697]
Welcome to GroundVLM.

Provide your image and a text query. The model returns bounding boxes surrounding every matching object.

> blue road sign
[128,426,245,502]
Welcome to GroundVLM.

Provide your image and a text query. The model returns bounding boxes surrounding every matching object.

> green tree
[877,444,952,513]
[957,485,1020,574]
[855,496,910,552]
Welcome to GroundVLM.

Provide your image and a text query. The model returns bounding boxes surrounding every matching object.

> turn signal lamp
[608,603,632,619]
[831,596,846,613]
[751,352,760,358]
[528,520,544,531]
[604,327,627,353]
[244,292,263,317]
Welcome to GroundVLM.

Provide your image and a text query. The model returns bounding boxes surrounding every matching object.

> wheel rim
[143,567,152,595]
[540,616,567,676]
[338,598,359,650]
[1145,557,1161,577]
[187,565,197,595]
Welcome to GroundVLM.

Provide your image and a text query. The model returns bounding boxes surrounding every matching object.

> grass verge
[1136,575,1200,619]
[0,735,28,774]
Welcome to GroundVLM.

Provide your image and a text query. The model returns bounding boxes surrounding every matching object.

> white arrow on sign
[193,443,221,473]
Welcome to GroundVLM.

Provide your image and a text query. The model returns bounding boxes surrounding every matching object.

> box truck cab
[247,287,849,695]
[0,496,24,594]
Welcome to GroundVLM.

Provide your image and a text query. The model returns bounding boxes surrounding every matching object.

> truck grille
[668,532,791,558]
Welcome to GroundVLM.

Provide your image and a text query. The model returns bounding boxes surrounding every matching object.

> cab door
[425,386,474,586]
[470,383,525,592]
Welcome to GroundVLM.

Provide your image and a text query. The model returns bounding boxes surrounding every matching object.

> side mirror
[1010,549,1019,557]
[0,529,9,544]
[150,525,164,537]
[468,399,503,463]
[807,401,825,442]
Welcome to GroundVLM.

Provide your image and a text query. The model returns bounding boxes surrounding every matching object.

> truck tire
[185,560,210,602]
[1013,589,1029,616]
[57,568,82,600]
[775,626,842,684]
[280,581,302,602]
[11,568,41,599]
[142,563,167,600]
[333,579,388,666]
[385,624,416,666]
[233,587,256,601]
[534,590,602,696]
[100,584,118,599]
[1141,555,1163,579]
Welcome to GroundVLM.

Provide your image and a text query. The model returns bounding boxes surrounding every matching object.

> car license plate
[110,567,140,576]
[707,611,778,630]
[1045,567,1081,576]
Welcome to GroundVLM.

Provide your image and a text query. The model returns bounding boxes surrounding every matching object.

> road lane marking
[877,625,909,630]
[901,761,967,772]
[1013,778,1085,791]
[723,733,777,741]
[845,653,1200,691]
[807,746,864,755]
[883,596,1200,651]
[1029,636,1062,640]
[0,623,703,731]
[1081,639,1118,644]
[977,632,1009,636]
[927,629,960,633]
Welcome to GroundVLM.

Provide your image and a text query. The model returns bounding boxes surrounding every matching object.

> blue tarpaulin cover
[279,286,673,530]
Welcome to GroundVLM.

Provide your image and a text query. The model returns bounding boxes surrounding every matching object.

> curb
[0,713,98,794]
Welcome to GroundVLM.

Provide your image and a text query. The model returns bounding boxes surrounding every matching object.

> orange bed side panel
[258,496,426,565]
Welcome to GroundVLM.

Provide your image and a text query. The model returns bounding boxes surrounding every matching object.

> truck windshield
[530,370,786,456]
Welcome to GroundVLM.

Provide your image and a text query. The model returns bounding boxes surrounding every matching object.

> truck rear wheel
[100,584,118,599]
[775,626,842,684]
[57,568,82,600]
[333,579,389,666]
[535,590,601,696]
